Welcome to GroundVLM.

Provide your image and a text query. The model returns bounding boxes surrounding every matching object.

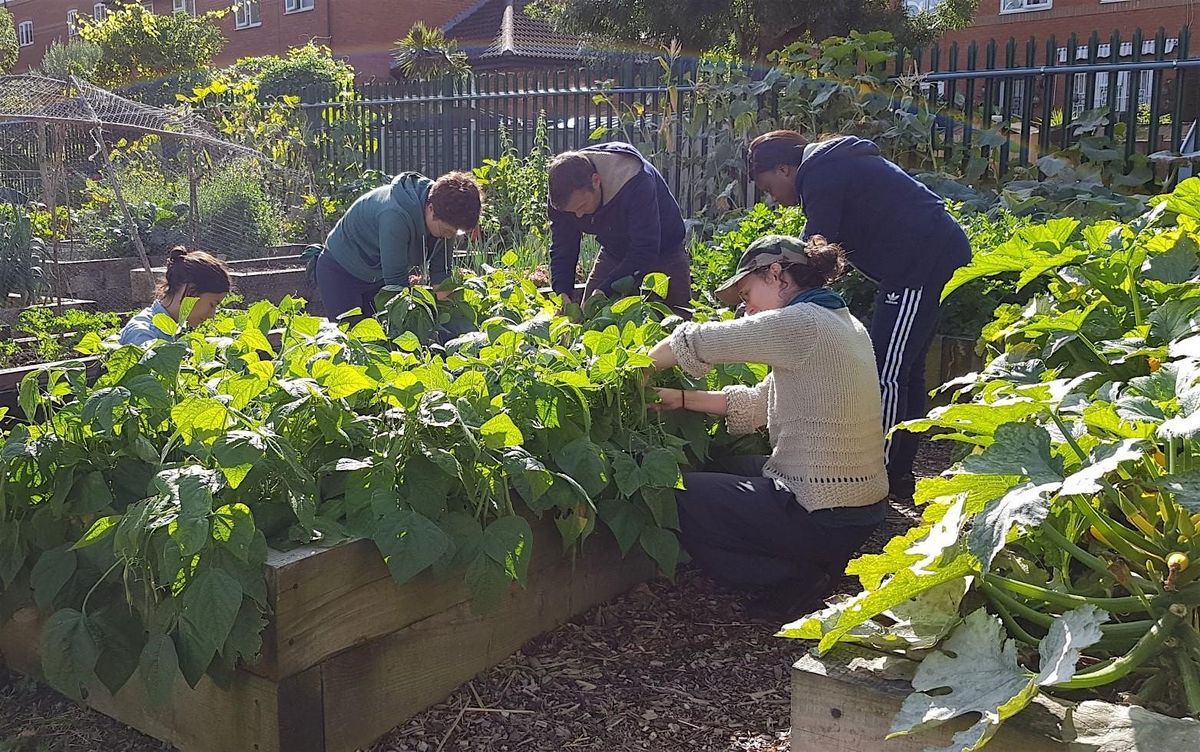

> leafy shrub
[78,2,226,88]
[77,198,191,259]
[243,44,354,101]
[473,115,552,250]
[0,8,17,74]
[38,39,102,80]
[196,158,283,258]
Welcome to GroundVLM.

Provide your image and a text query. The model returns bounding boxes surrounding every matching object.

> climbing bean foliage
[0,269,760,703]
[786,178,1200,749]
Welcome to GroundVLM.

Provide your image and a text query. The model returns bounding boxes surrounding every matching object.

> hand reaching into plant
[651,387,684,411]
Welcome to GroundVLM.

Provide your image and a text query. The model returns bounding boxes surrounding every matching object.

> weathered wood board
[790,646,1071,752]
[1,525,655,752]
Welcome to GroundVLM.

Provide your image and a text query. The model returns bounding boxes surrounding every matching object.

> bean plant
[0,269,747,704]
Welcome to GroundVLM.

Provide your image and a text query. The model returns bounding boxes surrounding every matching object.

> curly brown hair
[428,171,482,230]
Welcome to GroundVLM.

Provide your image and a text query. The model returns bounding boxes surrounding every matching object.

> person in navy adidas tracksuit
[747,131,972,500]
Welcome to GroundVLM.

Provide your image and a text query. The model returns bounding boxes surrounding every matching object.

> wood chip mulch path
[0,441,952,752]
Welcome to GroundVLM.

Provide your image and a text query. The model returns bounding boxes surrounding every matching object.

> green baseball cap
[714,234,809,307]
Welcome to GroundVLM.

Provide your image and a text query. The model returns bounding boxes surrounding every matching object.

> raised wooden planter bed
[0,297,96,327]
[0,523,655,752]
[924,334,984,397]
[131,256,313,310]
[789,645,1200,751]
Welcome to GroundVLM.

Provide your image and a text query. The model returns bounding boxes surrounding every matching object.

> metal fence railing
[302,31,1198,214]
[900,27,1195,178]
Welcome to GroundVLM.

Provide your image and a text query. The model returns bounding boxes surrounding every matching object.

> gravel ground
[0,441,953,752]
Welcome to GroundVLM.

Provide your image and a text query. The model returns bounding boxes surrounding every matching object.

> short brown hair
[748,130,807,176]
[757,235,845,289]
[547,152,597,208]
[428,171,482,230]
[162,247,230,298]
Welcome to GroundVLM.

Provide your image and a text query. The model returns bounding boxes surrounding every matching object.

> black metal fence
[901,27,1196,178]
[303,27,1199,193]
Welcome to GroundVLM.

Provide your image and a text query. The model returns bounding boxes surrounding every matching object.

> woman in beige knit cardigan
[647,234,889,621]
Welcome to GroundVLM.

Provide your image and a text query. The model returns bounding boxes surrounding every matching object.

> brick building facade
[939,0,1192,56]
[4,0,474,80]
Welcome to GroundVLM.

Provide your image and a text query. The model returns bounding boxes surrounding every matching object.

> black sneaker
[744,573,833,624]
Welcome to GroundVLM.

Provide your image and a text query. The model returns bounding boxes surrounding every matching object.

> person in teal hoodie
[315,171,482,321]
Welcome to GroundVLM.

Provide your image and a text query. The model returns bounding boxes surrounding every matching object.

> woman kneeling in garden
[647,234,888,621]
[119,247,230,346]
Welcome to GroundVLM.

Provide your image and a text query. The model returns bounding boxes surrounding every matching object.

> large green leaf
[372,509,450,585]
[482,515,533,586]
[39,608,100,700]
[817,555,977,654]
[598,498,648,555]
[890,609,1037,752]
[171,397,229,444]
[968,482,1057,568]
[552,438,609,497]
[156,466,222,557]
[30,546,76,610]
[639,526,680,579]
[138,633,179,708]
[480,413,524,449]
[178,569,243,686]
[1059,440,1146,496]
[464,551,510,614]
[961,423,1064,484]
[320,363,378,400]
[889,606,1108,752]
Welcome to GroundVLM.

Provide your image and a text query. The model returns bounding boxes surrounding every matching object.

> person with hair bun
[118,247,231,346]
[315,171,482,321]
[644,234,888,621]
[747,130,972,501]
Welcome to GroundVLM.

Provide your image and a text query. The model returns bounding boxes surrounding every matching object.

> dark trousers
[675,456,881,590]
[869,279,945,496]
[315,251,383,322]
[583,245,692,312]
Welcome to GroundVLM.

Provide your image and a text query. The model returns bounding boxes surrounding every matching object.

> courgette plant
[786,177,1200,749]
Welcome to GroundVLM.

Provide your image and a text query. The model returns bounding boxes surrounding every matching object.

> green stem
[984,573,1151,614]
[1071,493,1166,566]
[1050,411,1088,464]
[81,560,123,617]
[1175,651,1200,716]
[1038,523,1127,586]
[983,584,1043,646]
[1052,607,1185,690]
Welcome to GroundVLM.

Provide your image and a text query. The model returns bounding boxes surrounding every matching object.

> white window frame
[17,20,32,47]
[67,9,79,38]
[284,0,314,13]
[172,0,195,13]
[1000,0,1052,14]
[234,0,262,28]
[93,2,107,20]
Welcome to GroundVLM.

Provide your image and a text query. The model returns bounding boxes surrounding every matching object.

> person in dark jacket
[315,171,482,321]
[548,142,691,310]
[747,131,972,500]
